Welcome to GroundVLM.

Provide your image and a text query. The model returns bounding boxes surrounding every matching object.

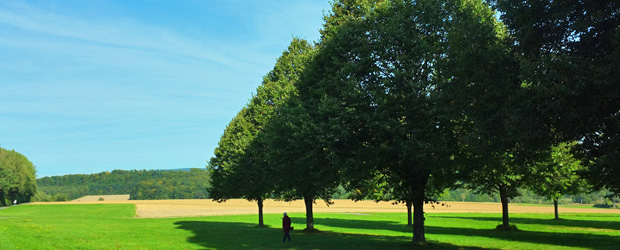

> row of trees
[208,0,619,245]
[37,169,209,201]
[0,147,37,206]
[438,188,619,206]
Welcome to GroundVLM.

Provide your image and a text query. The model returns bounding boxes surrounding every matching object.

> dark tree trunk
[499,186,510,228]
[406,201,412,226]
[257,198,264,227]
[554,198,559,220]
[412,197,425,244]
[412,175,428,245]
[304,197,314,230]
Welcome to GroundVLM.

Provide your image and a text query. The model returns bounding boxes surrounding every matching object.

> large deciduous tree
[208,108,252,201]
[0,147,37,206]
[529,141,588,219]
[493,0,620,196]
[207,39,314,226]
[441,0,553,230]
[259,95,341,231]
[460,153,528,229]
[296,0,510,244]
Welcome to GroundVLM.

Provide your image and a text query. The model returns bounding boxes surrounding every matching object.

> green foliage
[493,0,620,196]
[529,142,588,202]
[435,188,620,207]
[208,38,314,201]
[207,38,315,227]
[0,147,37,206]
[444,0,552,230]
[593,201,615,209]
[258,94,343,230]
[320,0,382,41]
[207,108,253,201]
[37,169,209,200]
[203,0,618,245]
[297,0,512,244]
[31,190,52,202]
[572,190,619,205]
[53,194,68,202]
[461,154,525,198]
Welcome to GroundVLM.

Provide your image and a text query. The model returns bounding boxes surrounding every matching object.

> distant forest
[35,168,210,201]
[35,168,617,206]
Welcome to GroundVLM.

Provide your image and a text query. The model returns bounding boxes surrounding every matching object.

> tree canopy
[207,38,315,226]
[295,0,519,243]
[37,169,209,201]
[493,0,620,196]
[529,141,588,219]
[206,0,620,246]
[0,147,37,206]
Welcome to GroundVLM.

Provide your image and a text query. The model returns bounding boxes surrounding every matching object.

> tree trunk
[412,197,425,244]
[412,175,428,245]
[304,197,314,230]
[257,198,264,227]
[553,198,559,220]
[406,201,412,226]
[499,186,510,228]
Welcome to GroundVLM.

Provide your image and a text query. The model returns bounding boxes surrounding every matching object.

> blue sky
[0,0,331,177]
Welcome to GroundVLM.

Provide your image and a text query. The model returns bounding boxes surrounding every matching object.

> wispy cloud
[0,0,260,116]
[0,1,247,68]
[0,0,331,176]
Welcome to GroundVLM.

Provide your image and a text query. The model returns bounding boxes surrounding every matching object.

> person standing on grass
[282,212,292,243]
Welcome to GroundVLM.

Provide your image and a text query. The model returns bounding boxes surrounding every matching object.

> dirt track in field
[30,199,620,218]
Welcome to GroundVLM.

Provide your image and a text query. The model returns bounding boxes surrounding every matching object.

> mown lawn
[0,204,618,249]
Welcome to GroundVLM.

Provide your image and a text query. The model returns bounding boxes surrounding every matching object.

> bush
[53,194,68,202]
[593,200,614,208]
[31,191,53,202]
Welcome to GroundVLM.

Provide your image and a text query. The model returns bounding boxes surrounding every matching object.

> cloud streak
[0,1,245,68]
[0,0,331,176]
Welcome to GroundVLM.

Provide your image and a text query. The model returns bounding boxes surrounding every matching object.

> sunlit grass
[0,204,618,249]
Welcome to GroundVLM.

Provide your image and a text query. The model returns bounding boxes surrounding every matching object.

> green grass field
[1,204,618,249]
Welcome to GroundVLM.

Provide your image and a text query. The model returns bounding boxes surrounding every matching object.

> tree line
[208,0,620,245]
[0,147,37,206]
[440,188,619,206]
[36,169,209,201]
[332,185,619,206]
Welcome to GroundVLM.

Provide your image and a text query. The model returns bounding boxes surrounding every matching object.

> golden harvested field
[72,195,130,202]
[31,199,620,218]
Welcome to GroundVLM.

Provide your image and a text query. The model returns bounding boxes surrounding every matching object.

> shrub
[53,194,68,202]
[593,200,614,208]
[31,191,53,202]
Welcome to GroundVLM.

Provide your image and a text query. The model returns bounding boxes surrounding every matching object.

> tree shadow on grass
[436,215,620,231]
[174,220,490,250]
[425,225,620,250]
[290,217,412,234]
[286,217,619,250]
